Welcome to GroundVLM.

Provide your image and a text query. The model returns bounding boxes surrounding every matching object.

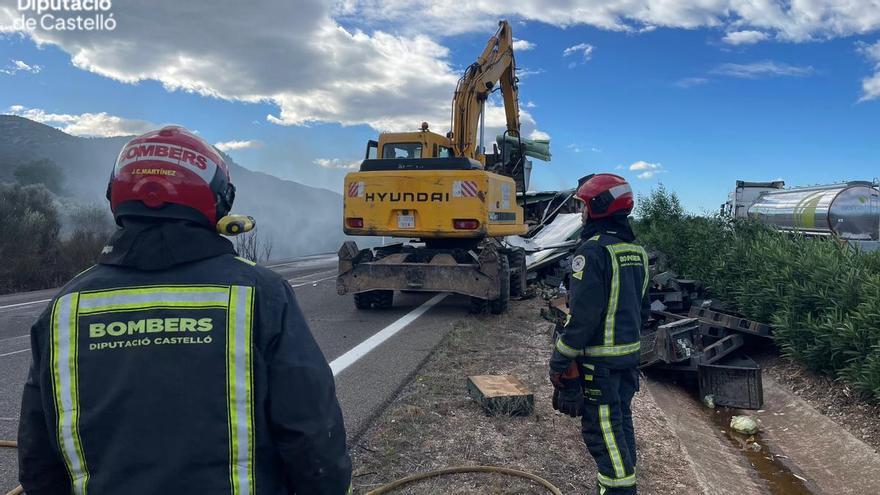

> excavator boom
[451,20,520,162]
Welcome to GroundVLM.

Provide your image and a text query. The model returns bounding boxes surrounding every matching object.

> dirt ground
[756,352,880,453]
[351,298,701,494]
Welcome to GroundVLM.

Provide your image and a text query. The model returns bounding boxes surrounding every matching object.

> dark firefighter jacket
[18,219,352,495]
[550,216,650,372]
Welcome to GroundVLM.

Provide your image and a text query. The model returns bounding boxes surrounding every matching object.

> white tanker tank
[745,181,880,241]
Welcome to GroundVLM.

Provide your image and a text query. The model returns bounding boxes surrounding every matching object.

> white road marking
[0,335,28,344]
[0,417,17,421]
[268,255,337,269]
[0,299,51,311]
[290,275,337,288]
[330,293,448,376]
[0,348,30,358]
[286,268,337,283]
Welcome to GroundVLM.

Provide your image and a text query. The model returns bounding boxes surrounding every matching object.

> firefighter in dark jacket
[18,126,352,495]
[549,174,649,495]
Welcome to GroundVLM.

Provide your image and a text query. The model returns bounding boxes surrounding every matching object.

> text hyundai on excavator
[337,20,551,313]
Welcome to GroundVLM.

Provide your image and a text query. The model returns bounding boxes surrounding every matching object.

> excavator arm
[450,20,520,163]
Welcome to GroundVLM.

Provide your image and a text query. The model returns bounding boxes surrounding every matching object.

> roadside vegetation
[633,186,880,402]
[0,160,114,294]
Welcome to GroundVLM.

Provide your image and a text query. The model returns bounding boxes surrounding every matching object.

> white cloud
[857,41,880,102]
[6,0,876,131]
[675,76,709,88]
[629,160,664,179]
[529,129,551,141]
[629,160,661,171]
[711,61,815,79]
[335,1,880,43]
[525,100,537,108]
[567,143,582,153]
[0,1,462,133]
[314,158,361,169]
[512,38,536,50]
[563,42,594,68]
[516,67,545,78]
[722,30,770,45]
[0,59,41,75]
[214,140,263,152]
[7,105,155,137]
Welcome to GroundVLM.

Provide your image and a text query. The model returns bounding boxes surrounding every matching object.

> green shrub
[634,187,880,402]
[0,184,113,294]
[14,158,64,194]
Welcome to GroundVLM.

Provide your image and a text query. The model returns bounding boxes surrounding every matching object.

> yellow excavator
[337,20,551,313]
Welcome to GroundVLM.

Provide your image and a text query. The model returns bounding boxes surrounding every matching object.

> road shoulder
[350,298,702,494]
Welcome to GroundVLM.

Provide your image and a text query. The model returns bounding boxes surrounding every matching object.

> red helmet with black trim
[575,173,633,219]
[107,126,235,226]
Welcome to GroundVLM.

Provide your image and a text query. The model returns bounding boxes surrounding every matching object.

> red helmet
[107,126,235,226]
[576,173,633,219]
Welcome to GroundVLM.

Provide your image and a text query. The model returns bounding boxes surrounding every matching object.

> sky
[2,0,880,214]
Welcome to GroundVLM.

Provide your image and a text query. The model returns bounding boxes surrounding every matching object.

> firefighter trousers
[581,364,639,494]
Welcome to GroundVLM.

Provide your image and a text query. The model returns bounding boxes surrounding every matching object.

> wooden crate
[467,375,534,416]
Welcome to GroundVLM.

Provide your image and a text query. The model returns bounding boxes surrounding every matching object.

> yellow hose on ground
[1,440,23,495]
[364,465,564,495]
[2,441,564,495]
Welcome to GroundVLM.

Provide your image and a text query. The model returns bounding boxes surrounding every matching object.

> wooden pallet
[467,375,534,416]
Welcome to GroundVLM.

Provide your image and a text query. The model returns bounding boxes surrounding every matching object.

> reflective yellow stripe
[603,244,648,345]
[638,247,649,296]
[572,270,583,280]
[78,286,230,314]
[585,341,641,357]
[599,404,626,479]
[604,246,620,347]
[235,256,257,266]
[227,286,256,495]
[51,293,89,495]
[598,470,637,488]
[555,337,583,358]
[589,235,601,242]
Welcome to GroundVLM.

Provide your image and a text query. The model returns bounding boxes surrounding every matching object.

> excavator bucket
[496,134,552,162]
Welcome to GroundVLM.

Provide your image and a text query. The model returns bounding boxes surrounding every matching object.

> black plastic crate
[698,354,763,409]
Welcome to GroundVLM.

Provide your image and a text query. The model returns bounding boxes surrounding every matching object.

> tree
[14,158,64,194]
[0,183,62,292]
[61,205,115,276]
[233,228,274,263]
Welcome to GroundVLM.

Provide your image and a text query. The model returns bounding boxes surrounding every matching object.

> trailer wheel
[508,249,527,299]
[469,297,488,314]
[353,292,374,310]
[374,290,394,309]
[489,254,510,314]
[353,290,394,310]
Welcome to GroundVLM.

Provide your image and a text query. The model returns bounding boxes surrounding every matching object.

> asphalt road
[0,253,468,492]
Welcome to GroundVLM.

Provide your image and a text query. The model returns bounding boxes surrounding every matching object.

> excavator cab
[368,123,455,161]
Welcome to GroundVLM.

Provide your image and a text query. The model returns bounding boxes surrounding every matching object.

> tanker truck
[723,180,880,249]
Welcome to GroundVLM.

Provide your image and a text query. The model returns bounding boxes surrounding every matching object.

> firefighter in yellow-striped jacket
[549,174,649,495]
[17,126,351,494]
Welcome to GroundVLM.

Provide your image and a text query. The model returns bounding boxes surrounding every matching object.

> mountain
[0,115,345,259]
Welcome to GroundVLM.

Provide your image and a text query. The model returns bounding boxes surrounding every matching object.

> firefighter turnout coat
[550,219,650,371]
[18,220,352,495]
